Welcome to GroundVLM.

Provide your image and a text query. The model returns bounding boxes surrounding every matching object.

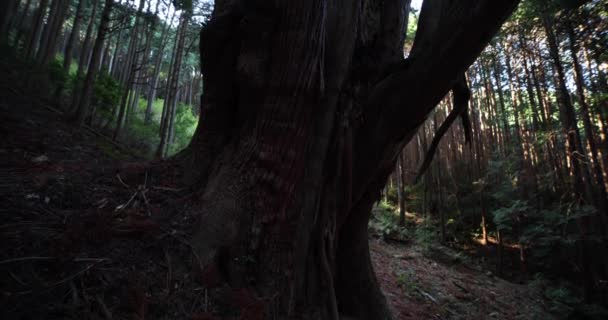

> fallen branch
[0,256,109,265]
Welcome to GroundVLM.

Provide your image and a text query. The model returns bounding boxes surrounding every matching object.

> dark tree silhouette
[173,0,520,318]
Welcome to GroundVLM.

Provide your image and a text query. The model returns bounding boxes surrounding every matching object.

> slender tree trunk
[566,20,608,215]
[145,10,175,125]
[13,0,34,49]
[37,0,71,65]
[63,0,86,72]
[110,21,124,78]
[157,11,189,158]
[0,0,19,42]
[69,0,99,113]
[542,9,597,301]
[25,0,50,59]
[71,0,113,126]
[113,0,145,139]
[397,153,406,226]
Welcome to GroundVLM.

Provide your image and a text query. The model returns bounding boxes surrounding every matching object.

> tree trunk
[171,1,518,318]
[69,0,99,113]
[113,0,146,139]
[542,8,599,301]
[71,0,113,126]
[0,0,19,42]
[37,0,70,66]
[13,0,34,49]
[63,0,86,72]
[145,10,175,125]
[566,19,608,216]
[110,19,125,78]
[157,11,189,158]
[25,0,50,59]
[397,153,406,226]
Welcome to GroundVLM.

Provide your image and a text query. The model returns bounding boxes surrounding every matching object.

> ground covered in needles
[0,85,554,319]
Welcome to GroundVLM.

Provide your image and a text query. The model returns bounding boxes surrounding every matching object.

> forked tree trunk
[174,1,518,318]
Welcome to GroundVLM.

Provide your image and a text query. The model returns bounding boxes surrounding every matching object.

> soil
[0,84,554,319]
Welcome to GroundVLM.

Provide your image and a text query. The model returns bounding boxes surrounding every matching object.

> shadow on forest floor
[0,80,554,319]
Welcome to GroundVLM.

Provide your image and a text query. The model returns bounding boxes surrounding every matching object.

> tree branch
[415,73,471,182]
[352,0,520,206]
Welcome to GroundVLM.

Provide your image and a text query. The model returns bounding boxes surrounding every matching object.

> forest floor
[369,239,552,319]
[0,84,555,319]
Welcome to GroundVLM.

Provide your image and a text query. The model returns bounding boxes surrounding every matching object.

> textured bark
[176,1,518,318]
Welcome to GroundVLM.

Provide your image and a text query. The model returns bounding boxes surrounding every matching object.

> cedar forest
[0,0,607,319]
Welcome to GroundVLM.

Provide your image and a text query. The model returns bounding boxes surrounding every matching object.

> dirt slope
[0,86,553,319]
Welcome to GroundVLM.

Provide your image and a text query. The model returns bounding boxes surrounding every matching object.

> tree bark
[171,1,518,318]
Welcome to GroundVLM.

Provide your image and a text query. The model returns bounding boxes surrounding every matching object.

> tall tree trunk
[0,0,19,42]
[167,1,518,318]
[13,0,34,49]
[566,19,608,216]
[145,10,176,125]
[25,0,50,59]
[542,8,597,301]
[63,0,87,72]
[490,50,511,148]
[71,0,113,126]
[113,0,145,140]
[397,152,406,226]
[69,0,99,113]
[157,11,189,158]
[109,20,125,78]
[582,46,608,188]
[54,0,87,100]
[37,0,70,66]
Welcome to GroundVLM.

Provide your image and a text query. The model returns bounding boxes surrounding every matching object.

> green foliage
[168,103,198,155]
[529,275,608,319]
[369,201,414,243]
[93,72,121,114]
[414,221,437,251]
[108,97,199,157]
[396,269,419,297]
[492,199,530,232]
[47,58,68,91]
